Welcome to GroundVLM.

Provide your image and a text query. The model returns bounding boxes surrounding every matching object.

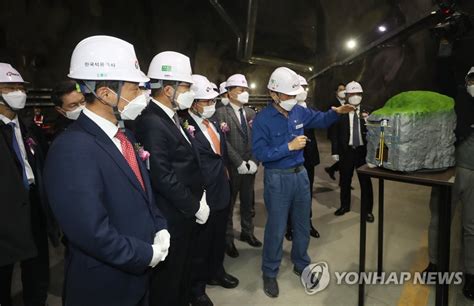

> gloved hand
[154,229,170,261]
[332,154,339,162]
[237,161,249,175]
[195,190,210,224]
[149,229,171,267]
[247,160,258,174]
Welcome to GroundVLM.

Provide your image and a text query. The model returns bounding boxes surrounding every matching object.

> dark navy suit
[182,112,231,299]
[44,113,166,306]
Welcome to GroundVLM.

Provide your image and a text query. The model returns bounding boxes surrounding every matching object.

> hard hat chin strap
[112,81,125,132]
[170,81,179,110]
[81,80,126,132]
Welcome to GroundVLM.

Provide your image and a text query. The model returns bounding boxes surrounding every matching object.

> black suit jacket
[0,120,36,266]
[135,101,204,231]
[303,128,320,167]
[329,108,369,156]
[0,116,60,264]
[181,112,231,212]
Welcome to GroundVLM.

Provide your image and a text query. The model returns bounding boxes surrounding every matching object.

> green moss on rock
[372,91,454,116]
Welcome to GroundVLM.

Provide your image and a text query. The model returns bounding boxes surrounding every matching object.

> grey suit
[214,104,257,242]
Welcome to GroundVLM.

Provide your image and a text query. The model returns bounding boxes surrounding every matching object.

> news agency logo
[335,271,463,286]
[300,262,330,295]
[300,262,463,295]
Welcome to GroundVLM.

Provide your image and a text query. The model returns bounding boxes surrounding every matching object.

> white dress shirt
[188,110,220,154]
[0,114,35,184]
[229,101,246,124]
[151,98,190,143]
[82,107,122,154]
[348,106,363,147]
[337,97,345,106]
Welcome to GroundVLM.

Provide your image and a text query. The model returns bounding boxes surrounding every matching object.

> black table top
[357,165,456,187]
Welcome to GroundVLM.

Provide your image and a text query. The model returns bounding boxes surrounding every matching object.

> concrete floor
[10,131,472,306]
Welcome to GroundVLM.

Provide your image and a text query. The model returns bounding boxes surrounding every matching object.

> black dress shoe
[226,242,239,258]
[334,207,350,216]
[191,294,214,306]
[324,167,336,180]
[310,224,320,238]
[293,266,303,277]
[263,276,279,298]
[240,233,262,247]
[208,272,239,289]
[463,273,474,300]
[285,230,293,241]
[366,213,375,223]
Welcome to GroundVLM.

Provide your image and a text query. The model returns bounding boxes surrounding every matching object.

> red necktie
[202,119,221,155]
[115,130,145,190]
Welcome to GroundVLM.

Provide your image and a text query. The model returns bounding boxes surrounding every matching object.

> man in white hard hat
[426,66,474,300]
[285,75,320,242]
[181,74,239,306]
[252,67,354,298]
[0,63,59,306]
[44,36,169,306]
[330,81,374,222]
[135,51,209,306]
[216,81,229,109]
[214,73,262,259]
[50,80,86,139]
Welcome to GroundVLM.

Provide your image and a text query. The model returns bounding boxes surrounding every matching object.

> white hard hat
[345,81,363,94]
[267,67,304,96]
[466,67,474,79]
[147,51,193,84]
[210,82,218,90]
[226,74,249,88]
[0,63,27,83]
[297,74,308,86]
[68,35,148,83]
[219,82,227,95]
[191,74,219,100]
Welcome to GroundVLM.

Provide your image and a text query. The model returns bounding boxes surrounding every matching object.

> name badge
[295,123,304,129]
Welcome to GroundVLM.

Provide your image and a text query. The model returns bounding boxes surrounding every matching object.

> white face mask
[175,90,195,110]
[236,91,249,104]
[221,97,230,106]
[337,90,346,99]
[2,90,27,110]
[348,95,362,106]
[65,105,85,120]
[200,104,216,119]
[296,91,308,102]
[119,93,148,120]
[467,85,474,98]
[279,98,298,112]
[297,101,307,108]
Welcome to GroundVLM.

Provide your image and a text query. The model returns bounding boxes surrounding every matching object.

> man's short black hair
[336,83,345,91]
[52,80,78,107]
[150,79,179,97]
[82,80,121,103]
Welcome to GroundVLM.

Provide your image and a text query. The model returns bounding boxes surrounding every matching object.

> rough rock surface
[366,91,456,172]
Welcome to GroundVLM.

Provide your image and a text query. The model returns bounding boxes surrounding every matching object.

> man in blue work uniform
[252,67,355,298]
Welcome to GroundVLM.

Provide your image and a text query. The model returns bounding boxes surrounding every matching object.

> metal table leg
[358,175,369,306]
[378,179,384,275]
[435,186,451,306]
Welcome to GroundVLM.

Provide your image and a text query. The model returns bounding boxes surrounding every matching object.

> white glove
[247,160,258,174]
[149,229,171,267]
[237,161,249,174]
[332,154,339,162]
[195,191,210,224]
[154,230,170,261]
